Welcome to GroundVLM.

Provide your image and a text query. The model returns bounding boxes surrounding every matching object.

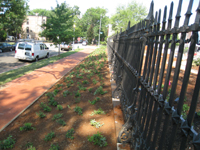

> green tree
[110,0,147,32]
[87,25,94,44]
[79,7,109,41]
[28,9,53,17]
[41,2,76,54]
[0,0,29,41]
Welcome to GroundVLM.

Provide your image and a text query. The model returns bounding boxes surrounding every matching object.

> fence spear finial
[145,0,154,21]
[174,0,183,28]
[167,2,174,29]
[183,0,193,26]
[194,1,200,24]
[127,21,130,31]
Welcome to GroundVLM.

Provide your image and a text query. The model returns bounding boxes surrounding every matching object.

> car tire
[35,56,39,62]
[46,53,49,58]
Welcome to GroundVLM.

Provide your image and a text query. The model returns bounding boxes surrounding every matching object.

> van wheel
[35,57,39,62]
[46,53,49,58]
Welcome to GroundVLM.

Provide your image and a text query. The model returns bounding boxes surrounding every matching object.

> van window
[40,44,44,50]
[25,44,32,50]
[18,44,25,49]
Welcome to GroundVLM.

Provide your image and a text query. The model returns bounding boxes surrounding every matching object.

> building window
[27,19,29,25]
[43,19,45,24]
[26,27,29,33]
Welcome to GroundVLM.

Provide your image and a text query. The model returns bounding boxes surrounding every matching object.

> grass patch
[0,49,81,87]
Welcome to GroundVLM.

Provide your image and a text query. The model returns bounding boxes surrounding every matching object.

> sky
[28,0,199,26]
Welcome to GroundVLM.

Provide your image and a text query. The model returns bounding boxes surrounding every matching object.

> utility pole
[98,15,102,47]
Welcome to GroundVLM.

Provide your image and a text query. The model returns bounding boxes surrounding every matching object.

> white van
[15,42,49,61]
[6,36,15,41]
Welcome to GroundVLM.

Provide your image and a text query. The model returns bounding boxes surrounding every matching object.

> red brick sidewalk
[0,49,95,131]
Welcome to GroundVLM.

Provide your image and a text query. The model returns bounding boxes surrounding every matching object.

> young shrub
[52,113,63,121]
[88,97,100,105]
[94,86,107,95]
[74,90,81,97]
[27,146,36,150]
[90,119,104,128]
[36,111,46,118]
[57,105,63,111]
[49,143,60,150]
[90,108,105,116]
[48,97,58,106]
[88,88,93,93]
[63,90,71,97]
[0,135,15,149]
[92,79,98,85]
[74,106,83,115]
[66,128,75,140]
[40,102,52,112]
[20,123,35,131]
[88,132,108,147]
[44,131,55,142]
[56,119,66,126]
[82,80,89,84]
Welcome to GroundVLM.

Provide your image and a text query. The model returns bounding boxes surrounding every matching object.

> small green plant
[82,80,89,84]
[40,102,52,112]
[36,111,46,118]
[44,131,55,142]
[88,88,93,92]
[67,83,71,88]
[88,97,100,105]
[74,90,81,97]
[20,123,35,131]
[63,90,71,97]
[27,146,36,150]
[56,119,66,126]
[90,108,105,116]
[193,58,200,66]
[92,79,98,85]
[48,97,58,106]
[66,77,71,80]
[52,113,63,120]
[74,106,83,115]
[53,89,60,96]
[25,142,33,148]
[181,104,190,119]
[70,71,75,75]
[0,135,15,149]
[67,105,71,109]
[56,84,63,88]
[57,105,63,110]
[49,143,60,150]
[66,128,75,140]
[90,119,104,128]
[88,132,108,147]
[94,86,107,95]
[45,92,55,98]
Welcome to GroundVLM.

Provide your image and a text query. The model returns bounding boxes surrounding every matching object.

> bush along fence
[107,0,200,149]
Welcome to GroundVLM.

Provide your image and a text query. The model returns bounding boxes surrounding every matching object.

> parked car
[0,43,14,53]
[15,41,49,62]
[82,41,87,46]
[60,42,72,51]
[6,36,15,42]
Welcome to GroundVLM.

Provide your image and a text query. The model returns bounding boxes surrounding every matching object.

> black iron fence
[107,0,200,149]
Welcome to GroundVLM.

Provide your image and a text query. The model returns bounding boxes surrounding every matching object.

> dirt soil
[0,50,117,150]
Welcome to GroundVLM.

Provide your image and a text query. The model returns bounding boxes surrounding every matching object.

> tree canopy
[110,0,147,33]
[40,2,76,45]
[0,0,29,41]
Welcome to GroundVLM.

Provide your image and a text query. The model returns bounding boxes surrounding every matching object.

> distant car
[82,41,87,46]
[60,42,72,51]
[0,43,13,53]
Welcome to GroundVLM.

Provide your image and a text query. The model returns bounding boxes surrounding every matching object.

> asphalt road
[0,44,97,74]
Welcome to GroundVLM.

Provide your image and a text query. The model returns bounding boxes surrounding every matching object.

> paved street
[0,44,97,74]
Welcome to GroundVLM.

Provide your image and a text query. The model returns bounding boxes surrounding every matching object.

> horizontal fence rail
[107,0,200,149]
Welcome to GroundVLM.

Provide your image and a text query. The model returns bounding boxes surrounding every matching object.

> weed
[0,135,15,149]
[67,83,71,88]
[57,105,63,111]
[90,119,104,128]
[44,131,55,142]
[63,90,71,97]
[66,77,71,80]
[88,132,108,147]
[70,71,75,75]
[25,142,33,148]
[20,123,35,131]
[92,79,98,85]
[66,128,75,140]
[45,92,55,98]
[88,88,93,92]
[49,143,60,150]
[52,113,63,120]
[88,97,100,105]
[40,102,52,112]
[53,89,60,96]
[74,106,83,115]
[82,80,89,84]
[90,108,105,116]
[181,104,190,119]
[67,105,71,109]
[56,84,63,88]
[36,111,46,118]
[74,90,81,97]
[56,119,66,126]
[94,86,107,95]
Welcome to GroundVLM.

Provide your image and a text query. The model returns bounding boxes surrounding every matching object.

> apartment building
[21,14,47,40]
